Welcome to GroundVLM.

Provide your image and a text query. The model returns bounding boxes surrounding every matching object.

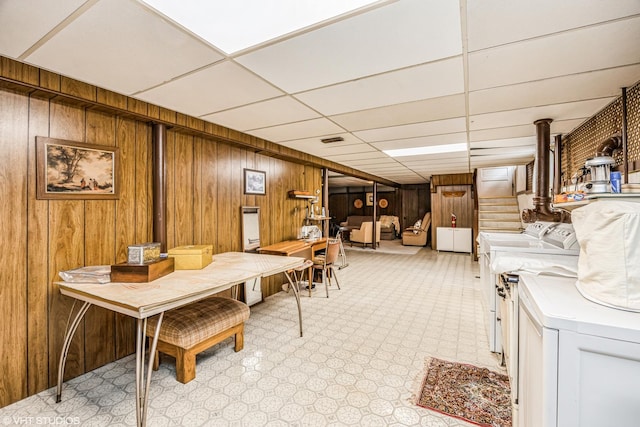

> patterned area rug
[415,357,512,427]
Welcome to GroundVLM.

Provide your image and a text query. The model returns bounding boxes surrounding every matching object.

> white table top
[518,274,640,343]
[57,252,304,318]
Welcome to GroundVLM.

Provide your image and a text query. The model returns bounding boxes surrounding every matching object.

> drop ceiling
[1,0,639,186]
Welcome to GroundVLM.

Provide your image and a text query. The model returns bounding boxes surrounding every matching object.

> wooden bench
[146,296,250,383]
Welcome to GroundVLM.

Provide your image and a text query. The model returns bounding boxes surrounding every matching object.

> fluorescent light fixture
[141,0,382,54]
[383,143,467,157]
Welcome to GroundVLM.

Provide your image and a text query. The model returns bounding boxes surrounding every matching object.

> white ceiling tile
[371,132,468,151]
[236,0,462,93]
[0,0,87,58]
[469,65,640,115]
[467,0,640,51]
[471,146,536,157]
[340,158,399,167]
[470,125,535,142]
[330,94,466,131]
[326,151,389,162]
[200,96,319,131]
[24,0,223,95]
[280,139,376,157]
[295,57,465,116]
[136,61,283,117]
[469,98,615,131]
[247,118,345,142]
[470,136,536,149]
[469,17,640,91]
[354,118,467,142]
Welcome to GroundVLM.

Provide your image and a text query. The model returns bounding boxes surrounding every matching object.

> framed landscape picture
[244,168,266,195]
[36,136,120,200]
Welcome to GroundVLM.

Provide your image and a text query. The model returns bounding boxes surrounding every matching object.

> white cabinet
[436,227,472,253]
[518,275,640,427]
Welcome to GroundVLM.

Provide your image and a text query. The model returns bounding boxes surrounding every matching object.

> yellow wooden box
[167,245,213,270]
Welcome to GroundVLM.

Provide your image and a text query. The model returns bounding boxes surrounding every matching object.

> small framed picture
[244,168,266,195]
[366,192,374,206]
[36,136,119,200]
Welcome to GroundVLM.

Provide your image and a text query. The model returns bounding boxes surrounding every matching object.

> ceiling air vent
[320,137,344,144]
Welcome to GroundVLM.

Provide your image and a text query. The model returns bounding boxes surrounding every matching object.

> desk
[259,238,327,296]
[55,252,304,427]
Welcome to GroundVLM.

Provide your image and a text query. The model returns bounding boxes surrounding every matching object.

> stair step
[478,205,520,212]
[479,222,522,227]
[479,227,524,233]
[479,212,521,219]
[479,197,518,204]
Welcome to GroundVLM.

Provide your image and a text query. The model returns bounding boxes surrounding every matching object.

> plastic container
[610,171,621,193]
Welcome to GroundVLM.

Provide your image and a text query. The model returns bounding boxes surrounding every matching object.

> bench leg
[153,350,159,371]
[234,324,244,352]
[175,347,196,384]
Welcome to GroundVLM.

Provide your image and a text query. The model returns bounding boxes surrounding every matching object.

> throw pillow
[413,219,422,234]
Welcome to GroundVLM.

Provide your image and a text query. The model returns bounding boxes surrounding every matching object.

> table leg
[135,313,164,427]
[56,301,92,403]
[284,271,303,337]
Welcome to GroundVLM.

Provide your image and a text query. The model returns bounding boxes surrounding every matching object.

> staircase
[478,196,523,234]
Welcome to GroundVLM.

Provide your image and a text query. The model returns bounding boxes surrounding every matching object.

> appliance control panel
[524,221,558,239]
[543,223,578,249]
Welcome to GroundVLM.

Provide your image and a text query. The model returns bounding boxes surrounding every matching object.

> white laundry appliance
[477,222,572,354]
[517,273,640,427]
[485,224,581,417]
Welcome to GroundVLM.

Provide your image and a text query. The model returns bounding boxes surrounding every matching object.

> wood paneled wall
[430,174,474,250]
[0,86,321,408]
[328,190,398,225]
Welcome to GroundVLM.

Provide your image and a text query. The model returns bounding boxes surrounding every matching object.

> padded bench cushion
[146,297,250,349]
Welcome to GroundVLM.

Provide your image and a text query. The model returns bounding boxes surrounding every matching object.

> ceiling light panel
[0,0,87,58]
[236,0,462,93]
[469,17,640,91]
[25,0,224,95]
[385,143,467,158]
[247,118,345,142]
[136,61,283,117]
[371,132,468,151]
[469,65,640,115]
[141,0,382,54]
[467,0,640,51]
[330,94,466,131]
[354,117,466,143]
[469,98,615,131]
[295,57,464,116]
[200,96,320,131]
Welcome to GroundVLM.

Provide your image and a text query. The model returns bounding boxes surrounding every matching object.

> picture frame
[36,136,120,200]
[366,192,374,206]
[244,168,266,195]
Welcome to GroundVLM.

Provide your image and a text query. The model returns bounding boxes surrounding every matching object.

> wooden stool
[146,296,250,383]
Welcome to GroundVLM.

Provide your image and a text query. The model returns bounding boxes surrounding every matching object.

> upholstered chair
[350,221,381,248]
[402,212,431,246]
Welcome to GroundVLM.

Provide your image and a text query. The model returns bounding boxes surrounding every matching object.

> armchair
[402,212,431,247]
[350,221,381,248]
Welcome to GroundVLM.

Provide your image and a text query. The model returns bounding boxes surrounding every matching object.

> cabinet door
[453,228,471,253]
[436,227,453,251]
[557,331,640,427]
[518,302,558,427]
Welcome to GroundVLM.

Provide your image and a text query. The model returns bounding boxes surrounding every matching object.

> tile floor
[0,247,501,426]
